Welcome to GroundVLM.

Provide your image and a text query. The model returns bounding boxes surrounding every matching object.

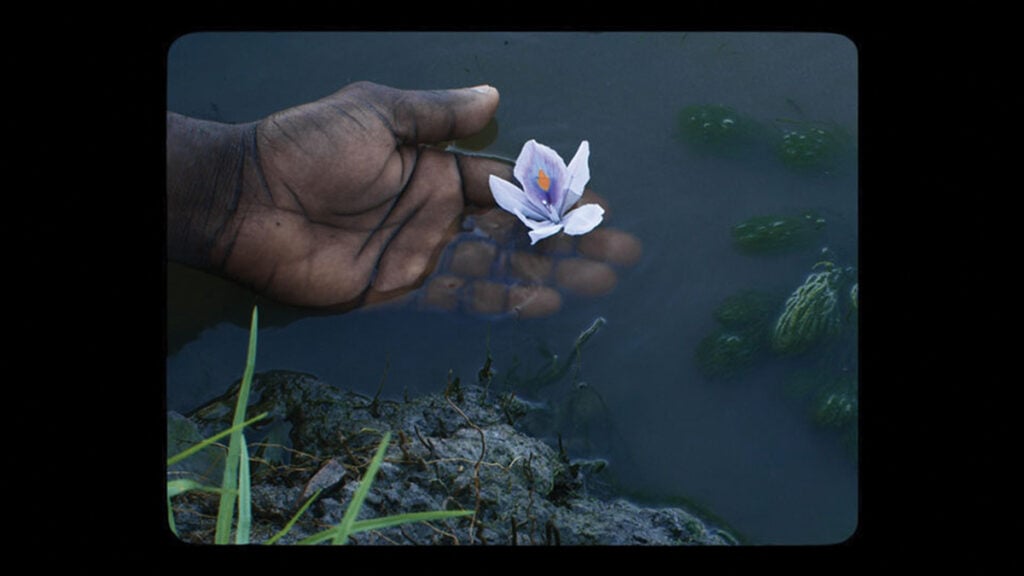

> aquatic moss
[771,265,843,354]
[775,122,850,173]
[731,212,826,255]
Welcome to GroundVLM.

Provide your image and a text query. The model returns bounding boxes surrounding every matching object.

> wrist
[166,112,258,273]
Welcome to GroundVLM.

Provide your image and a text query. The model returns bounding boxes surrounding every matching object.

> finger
[455,153,514,207]
[577,228,644,267]
[362,82,500,145]
[418,233,566,318]
[419,275,563,318]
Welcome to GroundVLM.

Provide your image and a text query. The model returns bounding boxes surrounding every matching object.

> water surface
[166,31,858,544]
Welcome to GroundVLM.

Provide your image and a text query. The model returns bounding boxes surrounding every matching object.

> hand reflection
[409,188,642,318]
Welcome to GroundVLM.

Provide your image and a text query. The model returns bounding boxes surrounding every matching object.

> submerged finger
[456,153,514,207]
[577,228,644,267]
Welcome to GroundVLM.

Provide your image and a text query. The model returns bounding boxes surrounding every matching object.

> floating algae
[771,263,844,354]
[731,212,826,255]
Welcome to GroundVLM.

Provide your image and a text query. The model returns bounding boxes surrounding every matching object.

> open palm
[173,81,642,317]
[219,81,508,307]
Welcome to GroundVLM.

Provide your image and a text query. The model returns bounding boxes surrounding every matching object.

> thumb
[356,82,500,144]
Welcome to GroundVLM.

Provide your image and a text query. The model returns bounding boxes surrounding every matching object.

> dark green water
[166,31,858,544]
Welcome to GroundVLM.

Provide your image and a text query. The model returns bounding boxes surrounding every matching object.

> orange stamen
[537,168,551,192]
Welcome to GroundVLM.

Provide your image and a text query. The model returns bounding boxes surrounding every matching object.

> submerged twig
[529,316,607,390]
[444,384,486,544]
[367,355,390,418]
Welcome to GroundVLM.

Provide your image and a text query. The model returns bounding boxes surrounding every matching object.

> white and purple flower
[488,139,605,245]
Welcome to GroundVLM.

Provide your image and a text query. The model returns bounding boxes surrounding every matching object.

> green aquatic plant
[771,263,844,354]
[695,330,761,379]
[775,121,851,173]
[167,306,472,544]
[695,290,779,380]
[675,100,854,175]
[677,104,761,154]
[783,358,858,459]
[712,289,779,331]
[694,250,858,456]
[811,374,858,430]
[731,212,826,255]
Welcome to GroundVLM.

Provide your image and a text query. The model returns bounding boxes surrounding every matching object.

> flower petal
[514,210,551,230]
[561,140,590,215]
[527,222,564,245]
[489,175,547,222]
[514,140,567,220]
[560,203,605,236]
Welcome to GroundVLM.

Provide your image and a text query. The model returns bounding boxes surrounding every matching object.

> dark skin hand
[167,81,641,317]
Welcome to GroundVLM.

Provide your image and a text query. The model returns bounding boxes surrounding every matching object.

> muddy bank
[167,370,734,545]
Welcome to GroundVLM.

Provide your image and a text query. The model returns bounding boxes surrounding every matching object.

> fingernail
[469,84,494,94]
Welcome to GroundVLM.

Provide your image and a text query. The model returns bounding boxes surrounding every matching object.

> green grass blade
[264,489,323,545]
[167,479,224,498]
[166,412,268,467]
[168,490,177,537]
[349,509,473,533]
[332,431,391,545]
[295,509,472,546]
[293,432,475,546]
[293,529,335,546]
[167,480,228,539]
[235,435,252,544]
[215,305,259,544]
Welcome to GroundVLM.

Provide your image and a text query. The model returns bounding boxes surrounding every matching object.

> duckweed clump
[731,212,826,255]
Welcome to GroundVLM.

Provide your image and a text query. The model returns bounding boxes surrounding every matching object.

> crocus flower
[489,139,605,245]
